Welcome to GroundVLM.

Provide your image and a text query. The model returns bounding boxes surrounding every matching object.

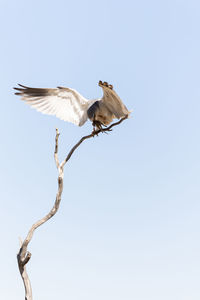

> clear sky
[1,0,200,299]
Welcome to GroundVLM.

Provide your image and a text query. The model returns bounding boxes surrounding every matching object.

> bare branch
[17,116,128,300]
[54,128,60,169]
[17,250,32,300]
[17,127,63,300]
[61,115,128,167]
[22,252,32,266]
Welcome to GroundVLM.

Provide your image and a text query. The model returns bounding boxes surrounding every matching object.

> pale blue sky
[0,0,200,299]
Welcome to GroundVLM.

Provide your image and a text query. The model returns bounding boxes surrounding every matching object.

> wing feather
[100,85,130,119]
[14,85,90,126]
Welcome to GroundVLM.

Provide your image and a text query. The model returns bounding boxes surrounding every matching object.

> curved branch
[17,116,128,300]
[61,115,128,167]
[17,129,63,300]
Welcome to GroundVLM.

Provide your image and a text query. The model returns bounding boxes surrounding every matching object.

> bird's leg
[91,120,103,135]
[92,121,96,132]
[92,120,98,136]
[91,120,113,135]
[96,121,104,132]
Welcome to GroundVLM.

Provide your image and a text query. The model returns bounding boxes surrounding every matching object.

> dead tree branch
[61,115,128,167]
[17,116,128,300]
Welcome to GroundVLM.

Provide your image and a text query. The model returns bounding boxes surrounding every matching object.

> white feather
[20,87,93,126]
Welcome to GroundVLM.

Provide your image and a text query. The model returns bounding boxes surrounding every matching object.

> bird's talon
[92,129,99,136]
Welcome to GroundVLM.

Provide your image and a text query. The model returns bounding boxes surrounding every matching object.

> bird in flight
[14,80,130,132]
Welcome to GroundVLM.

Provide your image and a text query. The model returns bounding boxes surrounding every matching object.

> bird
[14,80,130,132]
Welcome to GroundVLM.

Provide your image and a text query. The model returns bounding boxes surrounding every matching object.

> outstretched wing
[99,83,130,119]
[14,84,90,126]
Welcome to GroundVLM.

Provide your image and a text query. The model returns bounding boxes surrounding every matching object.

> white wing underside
[20,87,94,126]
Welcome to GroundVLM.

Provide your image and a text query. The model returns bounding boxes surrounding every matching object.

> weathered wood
[17,116,128,300]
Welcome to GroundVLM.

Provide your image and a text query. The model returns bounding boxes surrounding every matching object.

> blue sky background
[0,0,200,299]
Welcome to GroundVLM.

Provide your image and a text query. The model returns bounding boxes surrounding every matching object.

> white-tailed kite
[14,81,130,131]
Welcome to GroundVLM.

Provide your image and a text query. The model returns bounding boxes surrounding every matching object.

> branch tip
[55,128,60,135]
